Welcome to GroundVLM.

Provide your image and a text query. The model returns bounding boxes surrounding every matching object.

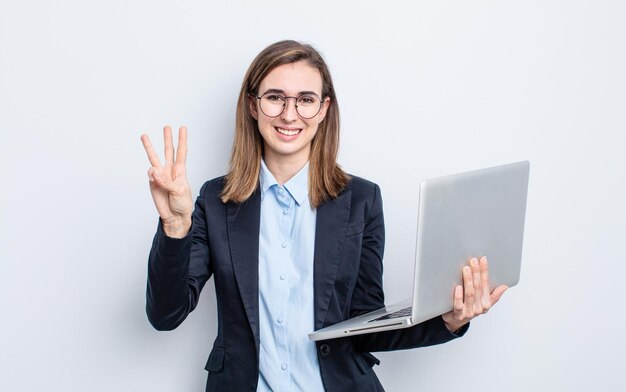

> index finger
[140,134,162,168]
[175,126,188,165]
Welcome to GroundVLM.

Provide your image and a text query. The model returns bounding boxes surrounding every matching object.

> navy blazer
[146,175,467,392]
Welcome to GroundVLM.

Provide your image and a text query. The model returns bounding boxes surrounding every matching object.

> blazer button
[320,344,331,356]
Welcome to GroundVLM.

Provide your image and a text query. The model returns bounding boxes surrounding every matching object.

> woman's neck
[263,153,309,185]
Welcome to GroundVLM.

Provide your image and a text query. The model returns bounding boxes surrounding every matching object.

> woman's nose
[280,97,299,121]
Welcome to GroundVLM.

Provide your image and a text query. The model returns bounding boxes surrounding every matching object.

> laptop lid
[410,160,530,324]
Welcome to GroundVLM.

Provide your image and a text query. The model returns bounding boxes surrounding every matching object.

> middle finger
[462,265,474,315]
[471,258,483,313]
[164,125,174,164]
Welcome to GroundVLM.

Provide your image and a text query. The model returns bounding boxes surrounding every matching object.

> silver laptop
[308,161,530,341]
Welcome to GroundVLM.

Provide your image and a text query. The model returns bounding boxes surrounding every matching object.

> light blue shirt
[257,160,324,392]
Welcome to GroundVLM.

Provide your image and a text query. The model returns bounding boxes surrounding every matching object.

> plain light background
[1,0,624,391]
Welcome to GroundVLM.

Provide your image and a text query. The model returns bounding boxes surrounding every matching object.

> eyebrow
[260,88,320,96]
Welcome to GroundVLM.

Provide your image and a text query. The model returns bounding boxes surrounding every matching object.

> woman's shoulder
[345,174,380,196]
[341,174,383,210]
[197,175,227,199]
[341,174,383,219]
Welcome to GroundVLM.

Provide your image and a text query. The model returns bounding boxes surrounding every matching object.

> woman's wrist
[162,215,192,238]
[442,316,466,333]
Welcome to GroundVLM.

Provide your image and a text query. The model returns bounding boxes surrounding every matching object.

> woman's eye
[298,96,315,104]
[266,94,284,102]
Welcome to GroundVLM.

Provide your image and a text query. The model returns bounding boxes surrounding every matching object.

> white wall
[1,0,624,391]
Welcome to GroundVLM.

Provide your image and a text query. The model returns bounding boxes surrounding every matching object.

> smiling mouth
[275,127,302,136]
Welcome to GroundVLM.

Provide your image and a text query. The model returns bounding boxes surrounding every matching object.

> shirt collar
[259,159,310,206]
[284,161,309,206]
[259,159,278,199]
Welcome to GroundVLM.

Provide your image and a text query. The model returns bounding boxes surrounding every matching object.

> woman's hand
[442,256,508,332]
[140,126,193,238]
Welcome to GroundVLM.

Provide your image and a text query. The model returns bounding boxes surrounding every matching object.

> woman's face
[251,61,329,165]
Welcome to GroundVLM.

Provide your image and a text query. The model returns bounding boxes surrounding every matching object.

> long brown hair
[221,40,349,208]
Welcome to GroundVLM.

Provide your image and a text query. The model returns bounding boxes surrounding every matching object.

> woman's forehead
[259,61,323,95]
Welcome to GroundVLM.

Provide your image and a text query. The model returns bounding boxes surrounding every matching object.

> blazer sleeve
[145,181,213,331]
[350,183,469,353]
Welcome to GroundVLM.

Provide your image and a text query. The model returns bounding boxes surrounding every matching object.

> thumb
[490,285,508,305]
[149,168,173,191]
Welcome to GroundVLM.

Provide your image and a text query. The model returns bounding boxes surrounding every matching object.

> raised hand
[141,126,193,238]
[442,256,508,332]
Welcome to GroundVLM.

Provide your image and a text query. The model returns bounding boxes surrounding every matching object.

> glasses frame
[252,91,325,120]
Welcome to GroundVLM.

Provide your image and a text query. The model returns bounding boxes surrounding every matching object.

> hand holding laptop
[442,256,509,332]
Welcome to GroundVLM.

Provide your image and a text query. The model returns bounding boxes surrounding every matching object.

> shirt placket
[273,185,294,390]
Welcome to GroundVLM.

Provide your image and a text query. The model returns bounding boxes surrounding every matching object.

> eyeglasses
[253,92,324,119]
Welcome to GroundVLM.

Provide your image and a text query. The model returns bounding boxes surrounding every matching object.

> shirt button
[283,208,289,215]
[279,273,286,280]
[281,363,288,371]
[281,242,288,248]
[278,188,284,194]
[277,317,284,324]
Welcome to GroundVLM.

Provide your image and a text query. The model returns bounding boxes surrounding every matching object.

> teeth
[276,127,301,136]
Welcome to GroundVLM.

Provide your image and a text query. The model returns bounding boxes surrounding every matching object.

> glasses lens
[260,94,285,117]
[296,95,321,119]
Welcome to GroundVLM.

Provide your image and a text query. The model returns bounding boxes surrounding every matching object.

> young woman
[140,40,507,392]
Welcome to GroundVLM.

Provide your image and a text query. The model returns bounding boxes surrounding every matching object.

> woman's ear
[318,97,331,122]
[249,95,258,120]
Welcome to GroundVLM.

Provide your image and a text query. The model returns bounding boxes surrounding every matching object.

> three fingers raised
[141,125,188,167]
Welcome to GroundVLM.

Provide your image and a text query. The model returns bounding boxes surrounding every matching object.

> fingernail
[471,258,478,266]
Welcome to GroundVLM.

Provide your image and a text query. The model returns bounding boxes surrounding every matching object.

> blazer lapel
[313,190,352,330]
[226,192,261,348]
